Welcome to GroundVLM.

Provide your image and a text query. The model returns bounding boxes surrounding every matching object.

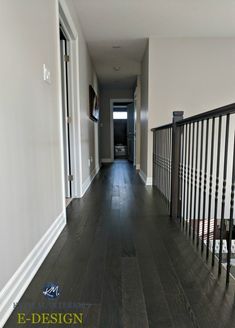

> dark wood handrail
[151,103,235,131]
[177,103,235,125]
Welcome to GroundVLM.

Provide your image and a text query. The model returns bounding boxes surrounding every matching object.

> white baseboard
[146,176,153,185]
[81,165,100,196]
[139,169,153,186]
[0,212,66,328]
[139,169,147,184]
[101,158,113,163]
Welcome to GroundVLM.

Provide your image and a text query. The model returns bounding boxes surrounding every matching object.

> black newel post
[170,111,184,219]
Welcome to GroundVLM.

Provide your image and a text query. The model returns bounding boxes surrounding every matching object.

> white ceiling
[69,0,235,87]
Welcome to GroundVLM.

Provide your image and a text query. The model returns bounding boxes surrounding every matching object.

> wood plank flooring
[4,160,235,327]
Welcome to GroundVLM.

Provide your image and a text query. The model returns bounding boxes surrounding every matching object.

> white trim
[81,165,100,196]
[146,176,153,186]
[59,1,78,38]
[110,98,134,162]
[55,1,67,223]
[0,212,66,328]
[139,169,153,186]
[101,158,113,163]
[139,169,147,184]
[134,78,141,168]
[59,1,83,198]
[66,197,73,207]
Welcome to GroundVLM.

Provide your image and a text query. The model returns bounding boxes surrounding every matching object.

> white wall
[0,0,64,292]
[77,26,99,186]
[0,0,99,314]
[149,38,235,126]
[143,37,235,180]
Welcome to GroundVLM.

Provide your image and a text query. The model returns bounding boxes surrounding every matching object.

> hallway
[5,161,235,328]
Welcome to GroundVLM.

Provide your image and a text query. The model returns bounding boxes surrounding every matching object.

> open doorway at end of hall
[112,101,135,163]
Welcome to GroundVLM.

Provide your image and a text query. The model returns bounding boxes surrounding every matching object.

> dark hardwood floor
[5,160,235,327]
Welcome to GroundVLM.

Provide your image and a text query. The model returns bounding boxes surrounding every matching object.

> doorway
[60,26,73,205]
[58,3,83,203]
[111,99,135,163]
[113,104,128,160]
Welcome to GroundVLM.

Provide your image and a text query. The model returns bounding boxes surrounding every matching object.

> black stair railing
[152,104,235,285]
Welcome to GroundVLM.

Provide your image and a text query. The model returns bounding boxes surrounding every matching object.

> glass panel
[113,111,127,119]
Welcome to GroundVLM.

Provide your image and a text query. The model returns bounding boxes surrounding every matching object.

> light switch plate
[43,64,51,84]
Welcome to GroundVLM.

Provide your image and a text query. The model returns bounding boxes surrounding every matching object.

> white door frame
[110,98,134,162]
[58,1,83,198]
[60,37,71,197]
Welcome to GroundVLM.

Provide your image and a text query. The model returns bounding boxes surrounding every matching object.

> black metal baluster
[158,131,160,189]
[166,128,168,203]
[162,130,163,194]
[167,128,170,211]
[162,130,163,195]
[164,130,166,201]
[185,124,190,232]
[154,131,155,185]
[170,127,172,209]
[190,123,195,237]
[193,122,199,242]
[187,123,192,236]
[155,131,157,186]
[159,131,161,191]
[153,131,155,185]
[160,130,162,193]
[169,127,171,212]
[154,132,156,186]
[167,129,169,201]
[218,114,230,276]
[226,133,235,285]
[164,128,167,200]
[182,124,188,230]
[170,127,172,208]
[162,129,165,198]
[162,129,164,196]
[212,116,222,267]
[162,131,164,195]
[197,121,204,249]
[158,131,161,191]
[164,129,167,206]
[179,125,184,224]
[206,118,215,260]
[158,131,160,190]
[155,131,158,187]
[201,119,209,254]
[156,131,158,187]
